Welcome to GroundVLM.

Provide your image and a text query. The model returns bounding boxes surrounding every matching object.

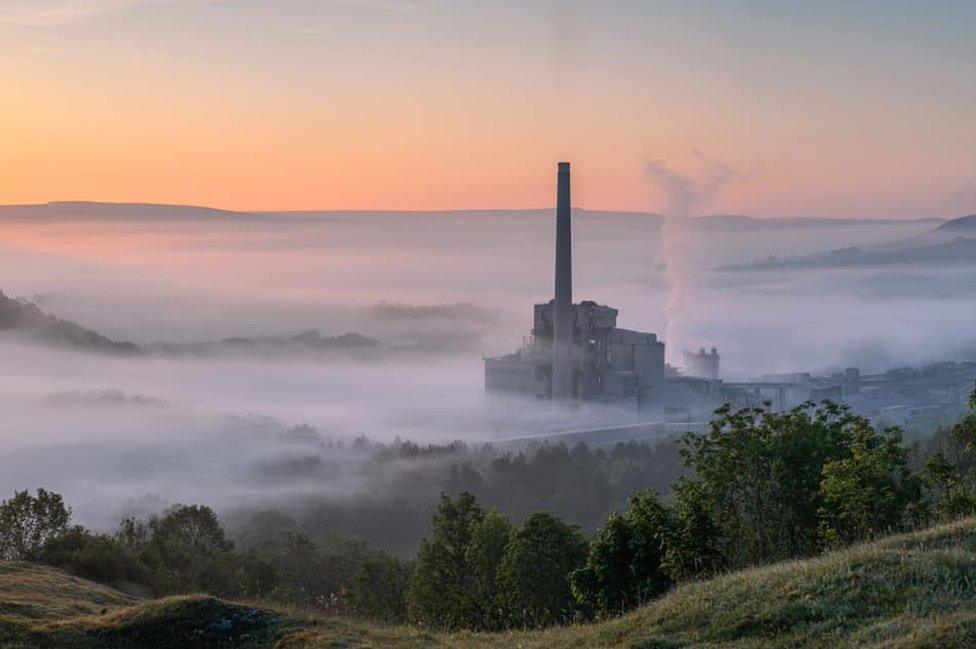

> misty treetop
[241,430,685,556]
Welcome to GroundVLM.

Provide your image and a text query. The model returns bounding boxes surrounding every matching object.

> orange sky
[1,1,974,218]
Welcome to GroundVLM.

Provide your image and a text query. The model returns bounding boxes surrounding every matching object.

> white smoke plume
[646,150,738,365]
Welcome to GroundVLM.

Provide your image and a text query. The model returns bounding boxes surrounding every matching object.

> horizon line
[0,200,954,222]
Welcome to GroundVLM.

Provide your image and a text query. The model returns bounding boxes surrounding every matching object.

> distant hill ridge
[938,213,976,231]
[0,290,139,354]
[0,290,377,356]
[0,201,948,227]
[724,235,976,271]
[0,201,264,222]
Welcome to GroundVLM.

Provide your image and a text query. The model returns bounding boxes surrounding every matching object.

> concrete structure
[484,162,666,417]
[683,347,720,379]
[552,161,574,400]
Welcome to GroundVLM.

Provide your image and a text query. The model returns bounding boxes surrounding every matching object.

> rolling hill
[936,214,976,232]
[0,291,140,354]
[0,291,377,357]
[7,518,976,647]
[0,562,294,648]
[0,202,263,223]
[723,236,976,271]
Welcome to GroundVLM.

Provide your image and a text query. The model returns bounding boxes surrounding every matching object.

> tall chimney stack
[552,162,574,399]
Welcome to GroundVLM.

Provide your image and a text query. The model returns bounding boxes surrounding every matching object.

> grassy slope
[0,563,295,648]
[284,518,976,649]
[0,562,136,622]
[6,519,976,648]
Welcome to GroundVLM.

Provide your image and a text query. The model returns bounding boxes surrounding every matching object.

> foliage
[258,518,976,649]
[659,478,725,580]
[19,395,976,635]
[923,383,976,520]
[37,526,146,588]
[464,509,514,630]
[259,530,372,607]
[0,488,72,561]
[116,505,245,596]
[496,511,587,628]
[672,401,904,572]
[571,492,673,619]
[348,553,412,623]
[406,492,484,629]
[818,425,924,546]
[293,436,684,556]
[16,519,976,648]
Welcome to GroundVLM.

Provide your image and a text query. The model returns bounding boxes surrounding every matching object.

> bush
[38,526,145,587]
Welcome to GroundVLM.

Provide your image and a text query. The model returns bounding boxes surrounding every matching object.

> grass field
[6,519,976,648]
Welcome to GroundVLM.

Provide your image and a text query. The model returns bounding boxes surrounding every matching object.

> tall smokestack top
[555,162,572,306]
[552,161,574,399]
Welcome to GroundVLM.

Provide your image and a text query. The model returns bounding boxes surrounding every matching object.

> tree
[818,426,923,546]
[674,401,868,570]
[406,492,484,629]
[465,508,514,629]
[233,550,279,598]
[497,511,588,628]
[570,512,633,619]
[0,489,71,561]
[922,384,976,520]
[349,553,412,623]
[660,479,725,580]
[571,492,673,618]
[924,451,976,520]
[117,504,239,595]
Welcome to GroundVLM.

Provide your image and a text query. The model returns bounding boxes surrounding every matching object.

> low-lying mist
[2,204,974,543]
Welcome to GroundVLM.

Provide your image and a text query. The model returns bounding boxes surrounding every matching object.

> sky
[1,0,974,217]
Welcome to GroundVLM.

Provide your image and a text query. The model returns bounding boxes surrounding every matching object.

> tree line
[5,395,976,629]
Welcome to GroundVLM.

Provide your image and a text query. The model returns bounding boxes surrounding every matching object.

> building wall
[485,301,665,419]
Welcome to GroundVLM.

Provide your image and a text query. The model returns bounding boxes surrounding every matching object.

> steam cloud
[646,151,739,365]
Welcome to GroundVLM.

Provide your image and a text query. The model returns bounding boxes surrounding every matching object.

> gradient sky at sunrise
[1,0,974,217]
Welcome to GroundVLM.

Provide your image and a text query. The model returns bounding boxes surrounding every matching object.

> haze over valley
[0,201,973,536]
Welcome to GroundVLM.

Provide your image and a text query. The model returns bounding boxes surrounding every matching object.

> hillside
[937,214,976,232]
[7,518,976,647]
[0,291,377,357]
[0,563,295,648]
[284,517,976,648]
[0,202,263,223]
[0,562,136,622]
[723,235,976,271]
[0,291,140,354]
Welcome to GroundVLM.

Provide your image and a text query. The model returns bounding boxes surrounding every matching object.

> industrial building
[484,162,666,417]
[483,167,976,445]
[683,347,720,380]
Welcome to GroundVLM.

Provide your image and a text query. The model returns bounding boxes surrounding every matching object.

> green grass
[0,562,136,622]
[0,563,297,648]
[8,520,976,647]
